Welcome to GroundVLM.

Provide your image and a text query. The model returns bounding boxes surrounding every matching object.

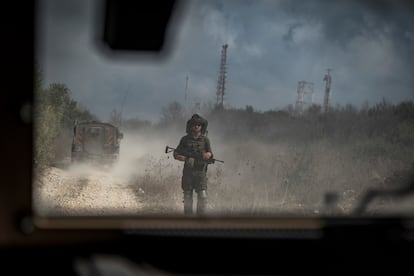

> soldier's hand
[175,155,187,161]
[203,152,212,160]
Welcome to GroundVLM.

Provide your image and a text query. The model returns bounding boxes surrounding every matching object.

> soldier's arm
[173,137,187,161]
[202,137,213,160]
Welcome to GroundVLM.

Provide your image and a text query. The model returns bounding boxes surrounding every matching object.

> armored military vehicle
[71,121,123,165]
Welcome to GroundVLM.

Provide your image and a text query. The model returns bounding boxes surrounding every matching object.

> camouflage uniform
[174,114,213,215]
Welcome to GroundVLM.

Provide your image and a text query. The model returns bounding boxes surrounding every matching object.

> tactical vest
[183,136,207,153]
[182,135,209,171]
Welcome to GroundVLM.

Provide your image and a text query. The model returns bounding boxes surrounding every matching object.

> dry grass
[33,102,414,217]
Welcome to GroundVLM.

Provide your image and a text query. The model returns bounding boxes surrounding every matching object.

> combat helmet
[186,114,208,135]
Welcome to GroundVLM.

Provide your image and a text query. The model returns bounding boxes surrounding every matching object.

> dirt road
[33,165,182,217]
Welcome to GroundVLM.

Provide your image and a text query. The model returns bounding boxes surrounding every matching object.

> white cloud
[200,4,238,47]
[291,23,323,45]
[243,43,263,58]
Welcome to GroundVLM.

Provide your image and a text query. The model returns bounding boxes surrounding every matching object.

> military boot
[183,190,193,215]
[196,190,208,215]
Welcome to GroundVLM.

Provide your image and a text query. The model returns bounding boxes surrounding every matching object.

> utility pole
[216,44,228,109]
[119,88,129,127]
[323,69,332,112]
[295,81,305,114]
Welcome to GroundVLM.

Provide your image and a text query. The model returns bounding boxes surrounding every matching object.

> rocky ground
[32,161,414,218]
[32,164,182,217]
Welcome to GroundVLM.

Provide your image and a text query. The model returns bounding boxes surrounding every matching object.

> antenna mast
[323,69,332,112]
[119,88,129,127]
[216,44,228,109]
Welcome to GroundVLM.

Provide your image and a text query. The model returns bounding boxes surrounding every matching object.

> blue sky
[36,0,414,121]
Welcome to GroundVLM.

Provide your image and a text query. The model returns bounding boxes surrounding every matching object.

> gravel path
[33,166,143,216]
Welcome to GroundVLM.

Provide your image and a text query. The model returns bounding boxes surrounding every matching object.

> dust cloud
[34,108,414,217]
[33,128,186,217]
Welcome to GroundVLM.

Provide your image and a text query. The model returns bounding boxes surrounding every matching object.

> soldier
[173,114,213,215]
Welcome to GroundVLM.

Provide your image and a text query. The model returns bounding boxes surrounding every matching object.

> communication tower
[295,81,314,114]
[216,44,228,109]
[323,69,332,112]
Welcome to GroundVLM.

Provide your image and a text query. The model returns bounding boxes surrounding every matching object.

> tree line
[34,69,97,167]
[34,65,414,167]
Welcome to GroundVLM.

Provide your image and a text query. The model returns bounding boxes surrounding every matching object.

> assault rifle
[165,146,224,164]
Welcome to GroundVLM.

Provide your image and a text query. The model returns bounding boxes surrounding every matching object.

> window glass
[34,0,414,217]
